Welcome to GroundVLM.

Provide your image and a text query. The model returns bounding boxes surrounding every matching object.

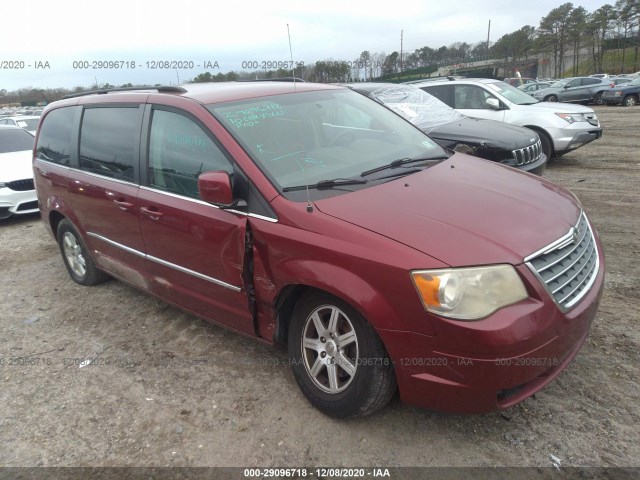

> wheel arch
[523,125,554,159]
[271,263,409,347]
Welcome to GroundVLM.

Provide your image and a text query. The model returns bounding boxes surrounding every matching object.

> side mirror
[486,98,500,110]
[198,171,247,209]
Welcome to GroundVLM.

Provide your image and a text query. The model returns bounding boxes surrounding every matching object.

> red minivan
[33,82,604,418]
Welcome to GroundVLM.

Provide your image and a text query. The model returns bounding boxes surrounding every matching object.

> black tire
[593,92,604,105]
[546,95,558,102]
[623,95,637,107]
[288,291,397,418]
[57,219,110,286]
[532,130,554,162]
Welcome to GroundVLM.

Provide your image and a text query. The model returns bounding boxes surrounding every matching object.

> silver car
[529,77,612,105]
[413,78,602,159]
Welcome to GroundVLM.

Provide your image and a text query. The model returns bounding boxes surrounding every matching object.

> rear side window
[148,109,232,199]
[79,107,139,181]
[582,78,602,86]
[36,107,77,165]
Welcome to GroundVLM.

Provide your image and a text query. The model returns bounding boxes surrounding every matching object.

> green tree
[567,7,588,75]
[537,3,575,77]
[589,5,616,72]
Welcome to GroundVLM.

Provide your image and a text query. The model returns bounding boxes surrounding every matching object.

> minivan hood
[314,155,581,267]
[0,150,34,182]
[428,117,537,151]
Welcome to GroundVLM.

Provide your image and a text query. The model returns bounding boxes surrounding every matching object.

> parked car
[0,115,41,135]
[602,77,640,106]
[346,83,546,174]
[518,82,553,93]
[607,77,633,86]
[502,77,537,86]
[34,82,604,417]
[529,77,613,104]
[589,73,610,78]
[0,126,38,219]
[412,78,602,159]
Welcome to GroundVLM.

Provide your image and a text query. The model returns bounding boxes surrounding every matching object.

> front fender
[266,259,435,337]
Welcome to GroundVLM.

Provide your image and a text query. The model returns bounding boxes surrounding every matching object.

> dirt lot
[0,106,638,471]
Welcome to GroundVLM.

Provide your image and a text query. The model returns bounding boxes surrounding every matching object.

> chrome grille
[512,139,543,165]
[6,179,35,191]
[526,213,599,311]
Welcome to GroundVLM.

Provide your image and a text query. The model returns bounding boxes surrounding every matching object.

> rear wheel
[545,95,558,102]
[288,291,396,418]
[593,92,605,105]
[57,219,109,286]
[623,95,637,107]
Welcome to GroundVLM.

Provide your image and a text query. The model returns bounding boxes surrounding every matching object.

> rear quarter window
[36,107,78,165]
[421,85,452,107]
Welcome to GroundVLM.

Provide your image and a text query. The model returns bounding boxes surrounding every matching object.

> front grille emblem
[571,227,579,244]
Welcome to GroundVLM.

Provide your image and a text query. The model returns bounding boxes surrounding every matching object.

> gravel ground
[0,106,638,472]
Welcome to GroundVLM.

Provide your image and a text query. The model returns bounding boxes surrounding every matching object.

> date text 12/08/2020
[71,60,220,70]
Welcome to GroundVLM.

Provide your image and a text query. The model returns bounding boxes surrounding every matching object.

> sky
[1,0,611,91]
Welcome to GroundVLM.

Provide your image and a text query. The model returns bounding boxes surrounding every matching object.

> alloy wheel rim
[63,232,86,277]
[301,305,359,394]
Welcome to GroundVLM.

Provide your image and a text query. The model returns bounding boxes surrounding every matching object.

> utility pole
[486,20,491,57]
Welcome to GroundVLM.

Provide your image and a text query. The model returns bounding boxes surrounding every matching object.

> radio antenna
[287,24,297,90]
[287,24,311,212]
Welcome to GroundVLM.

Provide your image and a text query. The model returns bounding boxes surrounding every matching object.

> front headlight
[411,265,528,320]
[555,113,587,124]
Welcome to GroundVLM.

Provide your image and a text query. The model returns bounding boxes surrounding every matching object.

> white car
[0,126,38,219]
[0,115,41,135]
[413,78,603,159]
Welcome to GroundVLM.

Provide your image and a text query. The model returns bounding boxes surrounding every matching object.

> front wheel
[546,95,558,102]
[57,219,110,286]
[623,95,637,107]
[288,291,396,418]
[534,130,554,162]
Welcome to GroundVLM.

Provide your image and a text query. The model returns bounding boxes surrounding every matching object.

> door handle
[113,199,134,211]
[140,206,164,220]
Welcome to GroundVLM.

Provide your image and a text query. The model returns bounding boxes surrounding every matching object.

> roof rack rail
[403,76,465,84]
[236,77,306,83]
[63,85,187,99]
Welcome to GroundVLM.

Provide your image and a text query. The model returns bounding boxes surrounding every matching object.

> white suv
[413,78,603,159]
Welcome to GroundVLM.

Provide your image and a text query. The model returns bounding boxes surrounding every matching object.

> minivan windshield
[208,89,447,197]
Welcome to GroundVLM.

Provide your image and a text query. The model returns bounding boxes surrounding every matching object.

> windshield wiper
[282,178,368,192]
[360,156,446,177]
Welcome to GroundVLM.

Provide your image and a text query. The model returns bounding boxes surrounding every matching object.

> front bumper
[550,126,603,154]
[379,248,605,414]
[517,153,546,175]
[602,96,624,105]
[0,188,39,219]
